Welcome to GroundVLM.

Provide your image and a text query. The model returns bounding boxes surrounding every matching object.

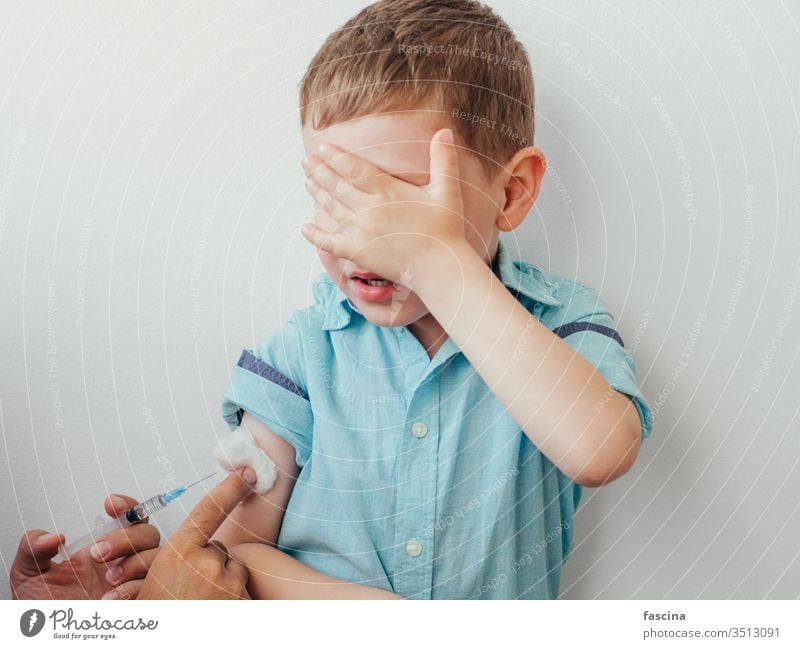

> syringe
[54,472,218,563]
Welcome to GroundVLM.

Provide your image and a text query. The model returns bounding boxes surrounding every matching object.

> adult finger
[11,530,64,579]
[102,579,144,601]
[206,540,230,565]
[103,493,148,523]
[89,523,161,564]
[225,556,250,595]
[170,467,257,548]
[105,548,160,587]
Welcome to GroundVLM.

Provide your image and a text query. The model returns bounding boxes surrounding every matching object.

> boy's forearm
[412,241,641,487]
[230,543,404,599]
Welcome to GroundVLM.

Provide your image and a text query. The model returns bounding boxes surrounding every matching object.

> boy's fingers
[313,144,382,194]
[306,161,365,210]
[300,223,352,259]
[304,179,327,206]
[305,181,349,223]
[428,128,460,199]
[12,530,64,579]
[170,467,256,548]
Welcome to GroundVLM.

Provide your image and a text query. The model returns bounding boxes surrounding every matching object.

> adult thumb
[171,466,257,548]
[11,530,64,580]
[428,128,459,199]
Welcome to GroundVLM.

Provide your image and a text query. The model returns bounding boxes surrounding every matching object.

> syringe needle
[183,471,218,490]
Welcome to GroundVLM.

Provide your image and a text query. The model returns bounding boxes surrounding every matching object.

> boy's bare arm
[212,411,300,547]
[414,244,642,488]
[230,543,403,599]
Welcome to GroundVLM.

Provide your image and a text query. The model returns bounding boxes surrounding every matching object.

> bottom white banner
[0,599,795,647]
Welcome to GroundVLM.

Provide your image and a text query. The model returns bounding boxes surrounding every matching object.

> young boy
[215,0,653,599]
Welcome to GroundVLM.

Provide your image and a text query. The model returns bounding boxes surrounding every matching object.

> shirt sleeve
[549,282,654,441]
[221,316,314,467]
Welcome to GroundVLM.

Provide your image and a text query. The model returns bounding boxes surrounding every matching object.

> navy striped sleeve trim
[552,321,625,347]
[236,349,310,401]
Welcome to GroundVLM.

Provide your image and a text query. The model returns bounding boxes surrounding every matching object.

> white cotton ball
[213,428,277,494]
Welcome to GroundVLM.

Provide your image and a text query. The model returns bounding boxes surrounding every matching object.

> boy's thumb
[429,129,459,197]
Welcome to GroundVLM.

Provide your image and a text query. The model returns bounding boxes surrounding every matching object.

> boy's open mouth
[352,277,394,286]
[349,271,394,286]
[349,271,398,302]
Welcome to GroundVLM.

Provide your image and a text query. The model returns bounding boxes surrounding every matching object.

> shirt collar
[315,238,561,331]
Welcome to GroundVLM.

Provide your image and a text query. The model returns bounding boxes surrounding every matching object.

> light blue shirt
[222,239,653,599]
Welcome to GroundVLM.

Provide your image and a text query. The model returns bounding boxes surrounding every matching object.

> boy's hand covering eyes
[300,128,467,290]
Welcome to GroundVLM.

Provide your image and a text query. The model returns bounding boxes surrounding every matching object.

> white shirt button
[405,539,423,557]
[411,421,428,438]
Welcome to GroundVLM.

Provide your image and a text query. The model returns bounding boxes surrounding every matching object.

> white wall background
[1,0,798,600]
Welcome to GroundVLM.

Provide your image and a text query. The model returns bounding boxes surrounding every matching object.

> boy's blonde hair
[300,0,535,179]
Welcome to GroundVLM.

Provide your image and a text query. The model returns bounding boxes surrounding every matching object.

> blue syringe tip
[162,487,186,503]
[161,472,217,505]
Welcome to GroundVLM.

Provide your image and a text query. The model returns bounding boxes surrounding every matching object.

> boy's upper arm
[547,281,654,442]
[216,314,314,546]
[212,411,300,548]
[222,315,314,468]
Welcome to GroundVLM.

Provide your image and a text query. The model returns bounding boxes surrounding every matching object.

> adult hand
[10,494,161,600]
[137,467,256,600]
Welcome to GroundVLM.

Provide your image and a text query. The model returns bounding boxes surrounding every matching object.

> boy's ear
[496,147,547,232]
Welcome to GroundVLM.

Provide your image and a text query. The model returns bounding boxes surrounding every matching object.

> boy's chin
[352,298,426,328]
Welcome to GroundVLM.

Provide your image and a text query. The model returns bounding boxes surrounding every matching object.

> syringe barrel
[56,516,126,563]
[126,493,168,522]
